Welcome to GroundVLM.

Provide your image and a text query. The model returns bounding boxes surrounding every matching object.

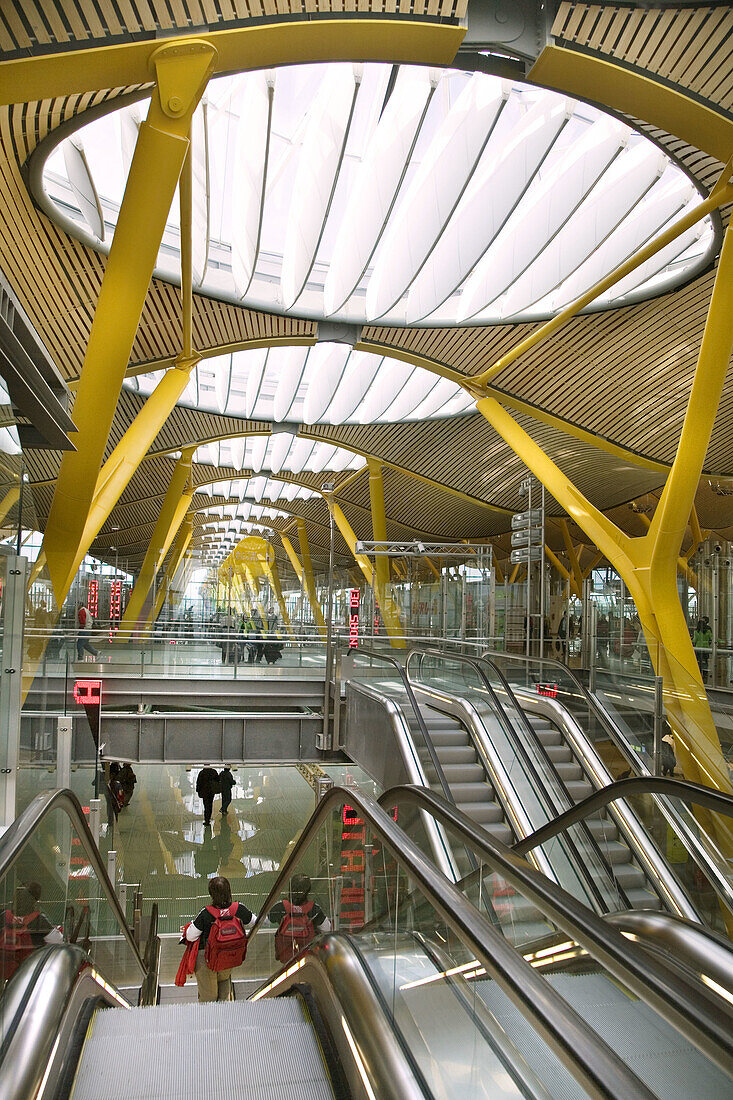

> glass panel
[0,805,143,993]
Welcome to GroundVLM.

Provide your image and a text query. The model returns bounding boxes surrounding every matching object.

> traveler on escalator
[268,873,331,965]
[185,876,254,1002]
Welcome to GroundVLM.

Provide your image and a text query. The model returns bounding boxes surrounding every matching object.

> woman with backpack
[268,874,331,966]
[184,876,254,1002]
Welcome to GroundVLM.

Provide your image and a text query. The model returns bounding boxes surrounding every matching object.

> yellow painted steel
[0,22,464,107]
[508,563,522,584]
[144,516,193,631]
[425,557,442,581]
[280,535,303,583]
[582,551,604,580]
[492,555,504,585]
[58,355,200,595]
[26,551,46,591]
[327,497,405,647]
[366,459,404,647]
[117,448,194,639]
[179,144,194,360]
[263,555,294,637]
[42,42,215,605]
[559,520,583,598]
[0,486,19,525]
[544,544,575,592]
[241,562,269,630]
[296,519,327,637]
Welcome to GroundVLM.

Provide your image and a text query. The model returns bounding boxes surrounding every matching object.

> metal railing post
[653,675,665,776]
[89,798,101,846]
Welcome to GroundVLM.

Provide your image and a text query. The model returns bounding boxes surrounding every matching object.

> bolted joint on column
[149,40,218,121]
[173,352,201,375]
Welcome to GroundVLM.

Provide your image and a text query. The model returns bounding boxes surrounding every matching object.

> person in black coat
[219,767,235,815]
[196,766,220,827]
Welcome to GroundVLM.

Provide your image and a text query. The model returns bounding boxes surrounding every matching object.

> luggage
[274,900,315,964]
[204,904,247,971]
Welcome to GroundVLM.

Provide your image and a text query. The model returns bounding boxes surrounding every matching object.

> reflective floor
[17,762,378,982]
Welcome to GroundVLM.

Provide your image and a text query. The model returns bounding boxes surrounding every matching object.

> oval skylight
[38,63,715,327]
[192,433,362,472]
[128,348,473,425]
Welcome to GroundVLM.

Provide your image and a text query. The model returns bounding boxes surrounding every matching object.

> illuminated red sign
[537,682,558,698]
[87,579,98,618]
[109,579,122,640]
[73,679,102,705]
[348,588,360,650]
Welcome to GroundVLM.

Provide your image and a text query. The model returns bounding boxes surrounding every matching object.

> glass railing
[512,777,733,939]
[404,648,631,917]
[244,785,667,1098]
[0,790,146,1000]
[243,783,733,1098]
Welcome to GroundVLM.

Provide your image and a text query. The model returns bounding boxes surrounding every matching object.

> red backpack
[274,900,315,964]
[0,910,39,979]
[204,904,247,971]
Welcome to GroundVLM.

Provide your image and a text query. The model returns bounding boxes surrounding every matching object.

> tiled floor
[17,761,378,985]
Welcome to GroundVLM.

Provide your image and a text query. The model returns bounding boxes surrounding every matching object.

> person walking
[184,876,253,1002]
[76,604,98,660]
[219,766,235,815]
[118,763,137,807]
[196,765,220,827]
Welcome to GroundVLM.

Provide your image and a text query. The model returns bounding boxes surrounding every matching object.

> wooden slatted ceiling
[0,0,466,58]
[552,4,733,112]
[3,1,733,573]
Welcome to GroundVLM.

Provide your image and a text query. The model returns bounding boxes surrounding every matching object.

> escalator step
[451,782,495,802]
[435,746,479,765]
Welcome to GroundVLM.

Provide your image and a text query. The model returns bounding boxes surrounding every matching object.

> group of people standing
[196,766,236,827]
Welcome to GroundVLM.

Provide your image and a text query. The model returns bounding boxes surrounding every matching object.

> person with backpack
[0,883,61,981]
[184,876,253,1002]
[269,874,331,966]
[76,604,98,660]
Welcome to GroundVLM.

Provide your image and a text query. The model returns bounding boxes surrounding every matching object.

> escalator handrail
[0,789,146,977]
[406,645,626,913]
[244,784,659,1099]
[346,647,461,813]
[513,775,733,858]
[380,783,733,1078]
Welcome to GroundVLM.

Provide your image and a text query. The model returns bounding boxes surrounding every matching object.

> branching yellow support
[296,519,327,637]
[41,41,216,605]
[280,534,304,585]
[366,459,404,648]
[263,554,294,638]
[117,447,195,639]
[0,486,19,526]
[559,520,583,598]
[144,515,193,631]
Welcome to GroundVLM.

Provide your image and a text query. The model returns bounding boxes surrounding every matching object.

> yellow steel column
[327,498,405,647]
[241,562,269,629]
[42,40,215,604]
[367,458,404,646]
[0,486,19,526]
[63,356,200,589]
[296,518,327,637]
[117,447,195,638]
[263,554,294,637]
[559,520,583,598]
[280,534,304,583]
[144,515,193,630]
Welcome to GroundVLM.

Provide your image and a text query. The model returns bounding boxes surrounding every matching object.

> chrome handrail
[245,784,658,1099]
[0,789,146,977]
[406,645,621,913]
[381,784,733,1080]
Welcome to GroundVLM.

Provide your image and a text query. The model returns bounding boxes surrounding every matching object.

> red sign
[348,588,360,650]
[73,679,102,705]
[109,579,122,641]
[537,682,558,698]
[87,579,98,618]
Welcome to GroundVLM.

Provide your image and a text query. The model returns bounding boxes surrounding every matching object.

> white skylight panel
[355,360,413,422]
[119,106,141,182]
[454,114,627,323]
[281,64,360,309]
[63,139,104,241]
[231,71,272,297]
[267,431,296,473]
[410,376,465,420]
[191,102,210,287]
[242,348,270,418]
[323,65,436,316]
[496,141,666,318]
[553,175,696,310]
[406,93,580,323]
[249,436,269,473]
[381,368,437,421]
[302,343,351,424]
[365,73,506,321]
[326,351,384,423]
[284,437,318,472]
[273,346,310,422]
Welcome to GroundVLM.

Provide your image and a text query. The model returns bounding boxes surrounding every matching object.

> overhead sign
[510,547,543,564]
[233,536,274,571]
[74,679,102,748]
[511,509,542,530]
[510,528,544,548]
[537,682,558,698]
[348,588,360,649]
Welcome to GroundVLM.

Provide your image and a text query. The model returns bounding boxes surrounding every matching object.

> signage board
[537,682,558,698]
[510,528,544,548]
[510,547,543,564]
[511,509,543,530]
[348,588,360,649]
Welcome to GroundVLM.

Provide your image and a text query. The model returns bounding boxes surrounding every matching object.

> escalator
[6,784,733,1098]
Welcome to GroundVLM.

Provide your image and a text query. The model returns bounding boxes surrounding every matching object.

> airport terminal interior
[3,0,733,1096]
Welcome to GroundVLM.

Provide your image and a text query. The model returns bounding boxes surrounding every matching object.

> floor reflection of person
[196,765,220,827]
[0,883,60,980]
